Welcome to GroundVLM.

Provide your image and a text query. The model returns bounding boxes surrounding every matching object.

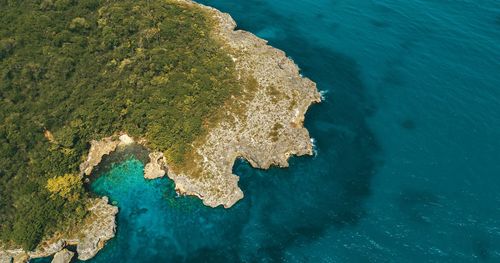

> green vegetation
[46,174,84,202]
[0,0,246,250]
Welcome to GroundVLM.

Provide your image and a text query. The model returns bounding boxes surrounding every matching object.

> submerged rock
[51,249,74,263]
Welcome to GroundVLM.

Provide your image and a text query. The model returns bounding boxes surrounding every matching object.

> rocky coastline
[0,0,319,261]
[167,0,321,208]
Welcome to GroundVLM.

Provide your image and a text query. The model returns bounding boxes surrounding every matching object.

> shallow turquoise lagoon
[36,0,500,262]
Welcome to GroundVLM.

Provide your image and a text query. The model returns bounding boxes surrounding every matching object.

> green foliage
[0,0,245,250]
[46,174,84,201]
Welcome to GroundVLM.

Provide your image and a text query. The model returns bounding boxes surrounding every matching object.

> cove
[84,151,249,262]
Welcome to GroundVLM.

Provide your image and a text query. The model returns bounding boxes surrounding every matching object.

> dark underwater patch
[370,19,390,28]
[400,119,416,130]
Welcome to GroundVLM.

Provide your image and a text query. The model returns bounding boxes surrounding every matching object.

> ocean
[34,0,500,262]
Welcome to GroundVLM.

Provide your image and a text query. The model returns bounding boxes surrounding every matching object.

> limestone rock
[0,249,26,263]
[11,253,27,263]
[51,249,74,263]
[79,138,119,176]
[1,196,117,262]
[28,239,65,258]
[118,134,134,146]
[76,197,118,260]
[144,152,166,179]
[0,252,12,263]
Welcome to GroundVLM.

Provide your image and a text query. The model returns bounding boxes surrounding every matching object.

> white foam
[319,90,329,101]
[310,137,318,157]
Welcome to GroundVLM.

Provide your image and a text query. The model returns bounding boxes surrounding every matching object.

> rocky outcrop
[79,134,167,180]
[27,239,65,259]
[51,249,74,263]
[168,0,321,208]
[0,251,13,263]
[0,197,117,262]
[144,152,167,179]
[79,134,136,176]
[0,249,26,263]
[76,196,118,260]
[79,138,119,176]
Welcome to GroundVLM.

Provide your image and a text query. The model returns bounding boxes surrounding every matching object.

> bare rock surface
[51,249,74,263]
[168,0,321,208]
[79,134,136,177]
[76,197,118,260]
[79,138,119,176]
[0,252,12,263]
[144,152,167,179]
[28,239,65,259]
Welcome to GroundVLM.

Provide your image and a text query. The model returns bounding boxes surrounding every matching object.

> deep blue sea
[34,0,500,262]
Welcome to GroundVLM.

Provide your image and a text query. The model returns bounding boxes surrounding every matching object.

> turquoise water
[36,0,500,262]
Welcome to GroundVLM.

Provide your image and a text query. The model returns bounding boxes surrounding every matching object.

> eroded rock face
[28,239,65,259]
[144,152,167,179]
[51,249,74,263]
[0,249,25,263]
[79,134,136,177]
[168,0,321,208]
[11,254,27,263]
[0,252,12,263]
[76,197,118,260]
[79,138,119,176]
